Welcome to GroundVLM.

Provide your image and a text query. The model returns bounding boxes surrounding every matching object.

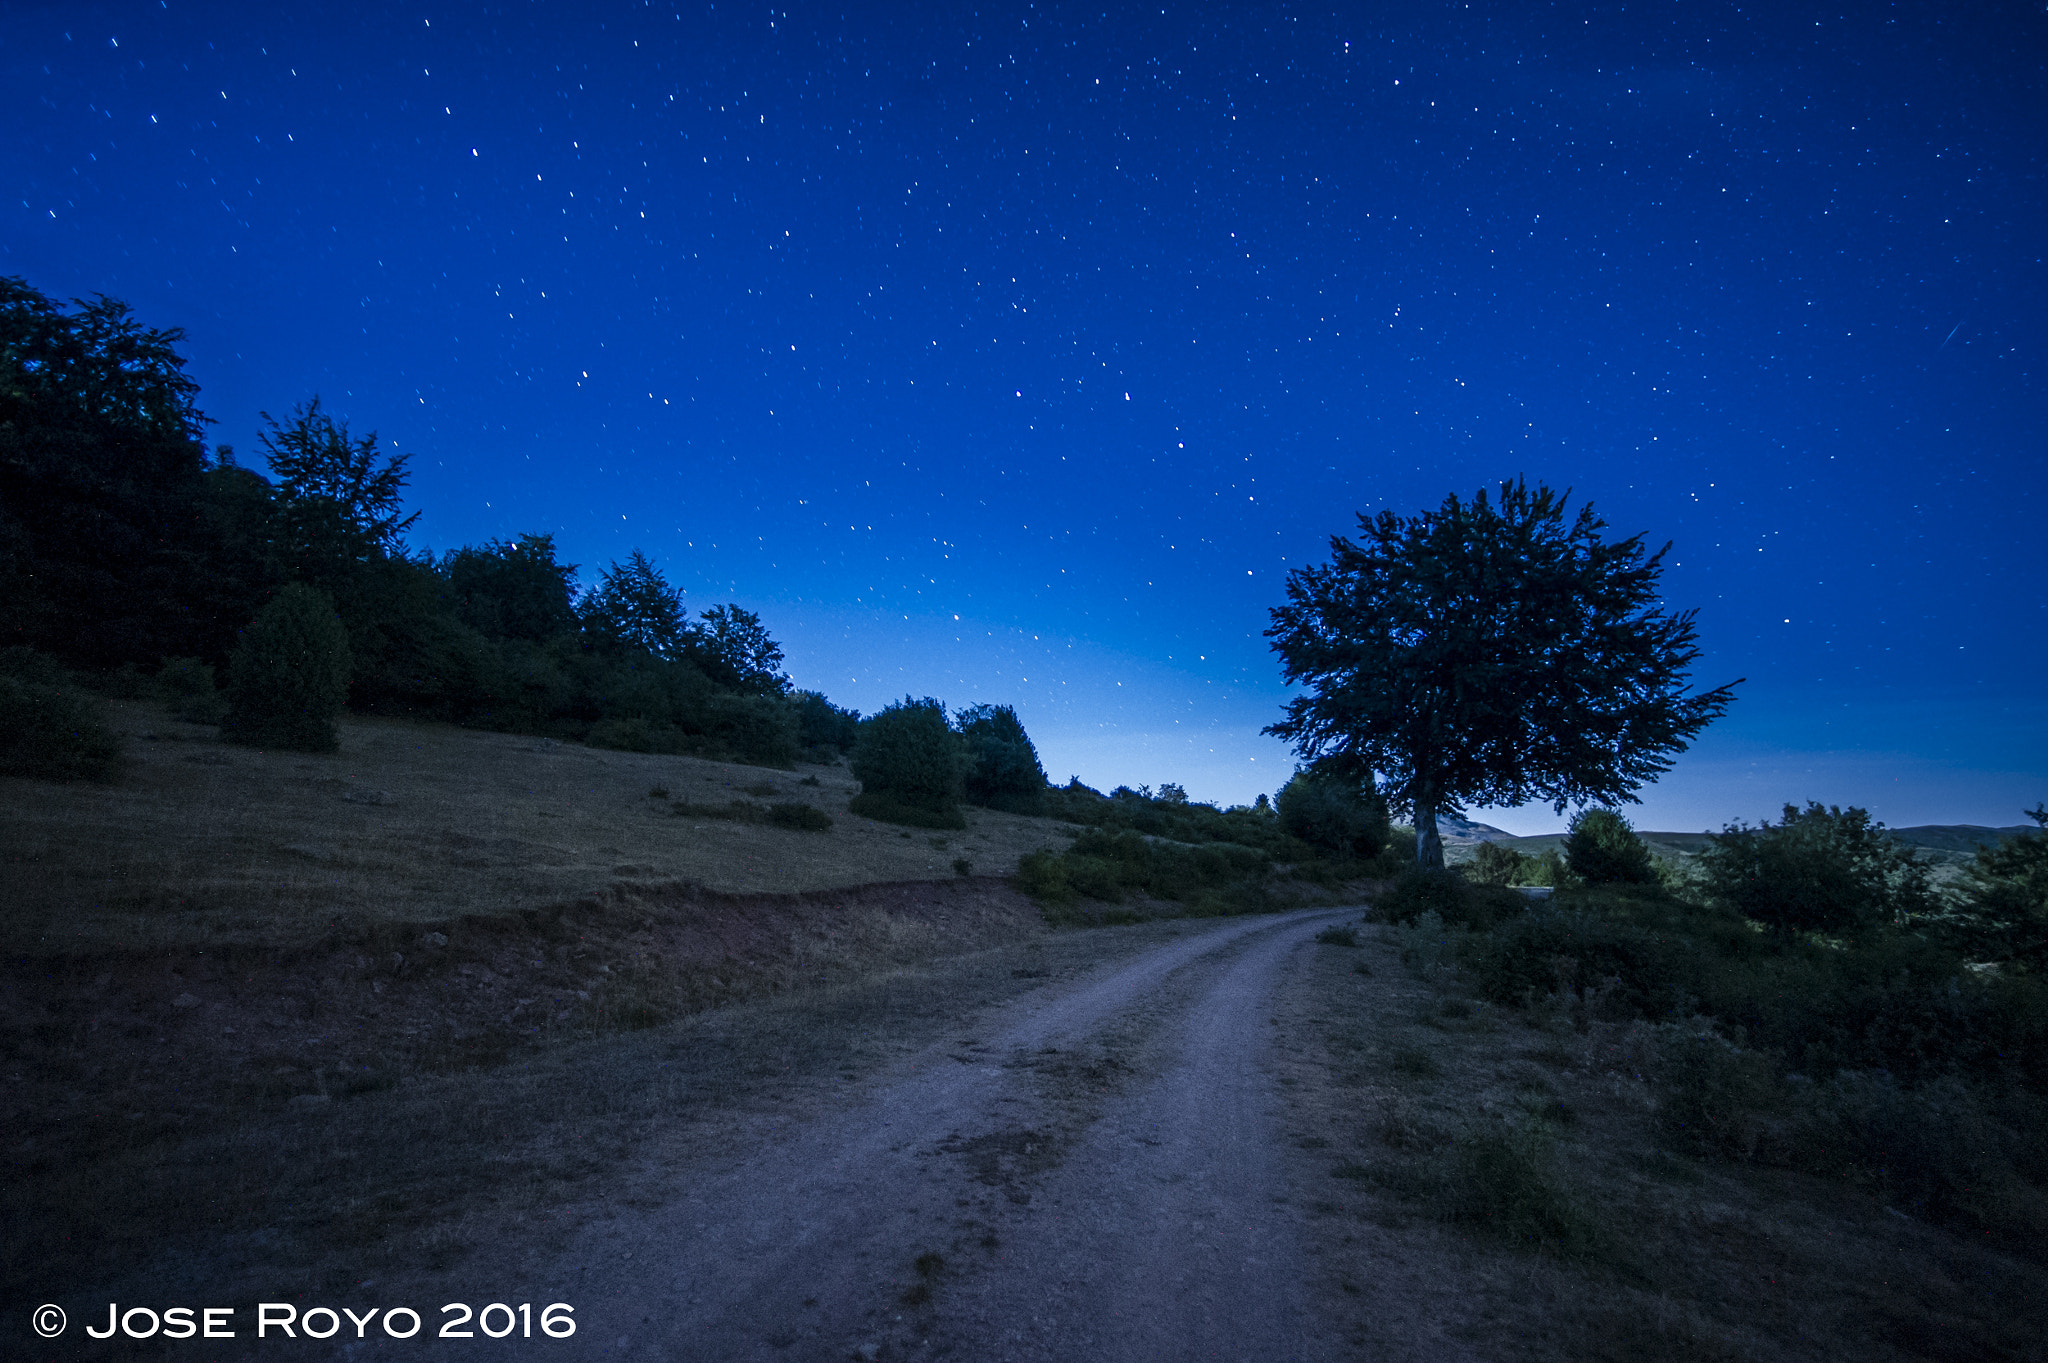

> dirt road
[490,908,1347,1362]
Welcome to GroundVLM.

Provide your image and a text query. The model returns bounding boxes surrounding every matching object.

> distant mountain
[1439,822,2035,870]
[1433,815,1518,847]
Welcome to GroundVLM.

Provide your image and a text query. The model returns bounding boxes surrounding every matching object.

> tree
[1265,479,1738,868]
[579,549,689,656]
[443,534,579,642]
[223,582,353,752]
[1698,802,1934,937]
[848,696,968,828]
[691,602,790,695]
[1564,807,1657,885]
[257,397,418,597]
[956,702,1048,814]
[1276,769,1389,858]
[1952,805,2048,970]
[0,279,214,666]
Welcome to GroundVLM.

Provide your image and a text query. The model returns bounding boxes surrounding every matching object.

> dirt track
[478,908,1347,1361]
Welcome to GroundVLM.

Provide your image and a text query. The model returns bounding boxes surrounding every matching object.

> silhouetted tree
[443,534,579,642]
[223,582,353,752]
[849,696,967,828]
[257,397,418,600]
[1266,479,1738,869]
[691,602,789,695]
[1564,807,1657,885]
[0,278,214,665]
[580,549,689,656]
[1700,802,1935,937]
[1276,769,1389,858]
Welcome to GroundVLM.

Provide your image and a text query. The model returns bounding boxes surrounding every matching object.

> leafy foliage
[1276,769,1389,857]
[1265,479,1738,867]
[1952,806,2048,971]
[1467,840,1531,886]
[580,550,691,658]
[1564,807,1656,885]
[691,603,789,695]
[223,583,353,752]
[442,535,579,643]
[793,690,861,758]
[849,696,966,824]
[956,702,1048,814]
[0,652,123,781]
[1698,802,1935,937]
[155,656,227,724]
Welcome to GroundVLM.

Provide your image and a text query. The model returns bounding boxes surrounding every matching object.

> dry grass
[1274,920,2048,1363]
[2,698,1075,956]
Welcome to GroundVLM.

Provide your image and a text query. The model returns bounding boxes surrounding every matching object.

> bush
[850,696,966,821]
[705,692,800,767]
[1469,840,1531,886]
[793,690,861,757]
[223,583,353,752]
[957,702,1047,814]
[767,801,832,832]
[1564,808,1656,885]
[1372,867,1525,932]
[1276,770,1389,858]
[156,656,228,724]
[1653,1023,1780,1159]
[0,675,124,782]
[1699,802,1935,937]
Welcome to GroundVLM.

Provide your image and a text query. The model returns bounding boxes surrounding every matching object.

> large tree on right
[1264,479,1739,869]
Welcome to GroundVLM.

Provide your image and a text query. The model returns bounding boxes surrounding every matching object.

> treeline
[0,278,857,765]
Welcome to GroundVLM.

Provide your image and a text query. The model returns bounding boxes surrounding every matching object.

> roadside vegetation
[1366,803,2048,1254]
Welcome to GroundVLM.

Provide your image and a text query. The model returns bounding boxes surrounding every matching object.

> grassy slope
[4,697,1076,956]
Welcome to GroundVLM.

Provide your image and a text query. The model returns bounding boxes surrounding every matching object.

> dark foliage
[0,651,123,781]
[1040,779,1290,856]
[690,603,790,696]
[1950,806,2048,971]
[1265,479,1739,868]
[849,696,966,823]
[1015,827,1270,919]
[1467,840,1532,886]
[1276,769,1389,857]
[1372,867,1528,932]
[223,582,353,752]
[1698,802,1935,937]
[793,690,861,758]
[1564,807,1656,885]
[442,534,578,643]
[155,656,227,724]
[957,702,1048,814]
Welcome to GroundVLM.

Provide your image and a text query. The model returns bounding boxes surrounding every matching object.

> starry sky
[7,1,2043,832]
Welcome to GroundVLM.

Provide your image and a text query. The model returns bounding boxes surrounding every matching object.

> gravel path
[500,908,1347,1362]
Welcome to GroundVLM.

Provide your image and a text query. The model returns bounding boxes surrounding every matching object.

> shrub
[588,716,690,754]
[793,689,861,757]
[1277,770,1389,858]
[1653,1024,1780,1159]
[223,583,353,752]
[850,696,966,821]
[767,801,832,832]
[0,675,124,782]
[1699,802,1935,937]
[156,656,228,724]
[1469,840,1531,886]
[1564,807,1656,885]
[705,692,800,768]
[1372,867,1525,932]
[957,702,1048,814]
[1435,1122,1598,1254]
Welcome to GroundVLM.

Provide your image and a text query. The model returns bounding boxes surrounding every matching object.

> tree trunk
[1413,795,1445,870]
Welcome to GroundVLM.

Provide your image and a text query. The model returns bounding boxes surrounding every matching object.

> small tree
[1468,840,1531,886]
[1276,769,1389,858]
[1265,480,1738,868]
[956,702,1048,814]
[849,696,966,828]
[443,534,579,642]
[691,603,790,695]
[1564,808,1657,885]
[223,582,352,751]
[258,398,418,595]
[1699,802,1933,937]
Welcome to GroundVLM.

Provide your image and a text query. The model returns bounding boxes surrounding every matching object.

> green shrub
[223,583,353,752]
[793,689,861,757]
[1015,848,1073,903]
[705,692,800,767]
[588,715,690,754]
[1277,770,1390,858]
[1699,802,1934,937]
[1372,867,1525,931]
[850,696,966,821]
[0,675,124,782]
[1653,1024,1780,1159]
[156,656,228,724]
[767,801,832,832]
[1564,808,1656,885]
[1469,840,1531,886]
[1435,1122,1598,1255]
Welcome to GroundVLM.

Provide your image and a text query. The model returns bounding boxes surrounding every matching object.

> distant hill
[1441,821,2035,874]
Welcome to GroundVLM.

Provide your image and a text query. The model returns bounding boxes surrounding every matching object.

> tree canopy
[1264,479,1738,867]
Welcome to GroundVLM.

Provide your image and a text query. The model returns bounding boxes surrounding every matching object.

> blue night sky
[7,1,2043,832]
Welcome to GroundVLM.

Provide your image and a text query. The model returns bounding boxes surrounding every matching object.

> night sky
[7,1,2043,831]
